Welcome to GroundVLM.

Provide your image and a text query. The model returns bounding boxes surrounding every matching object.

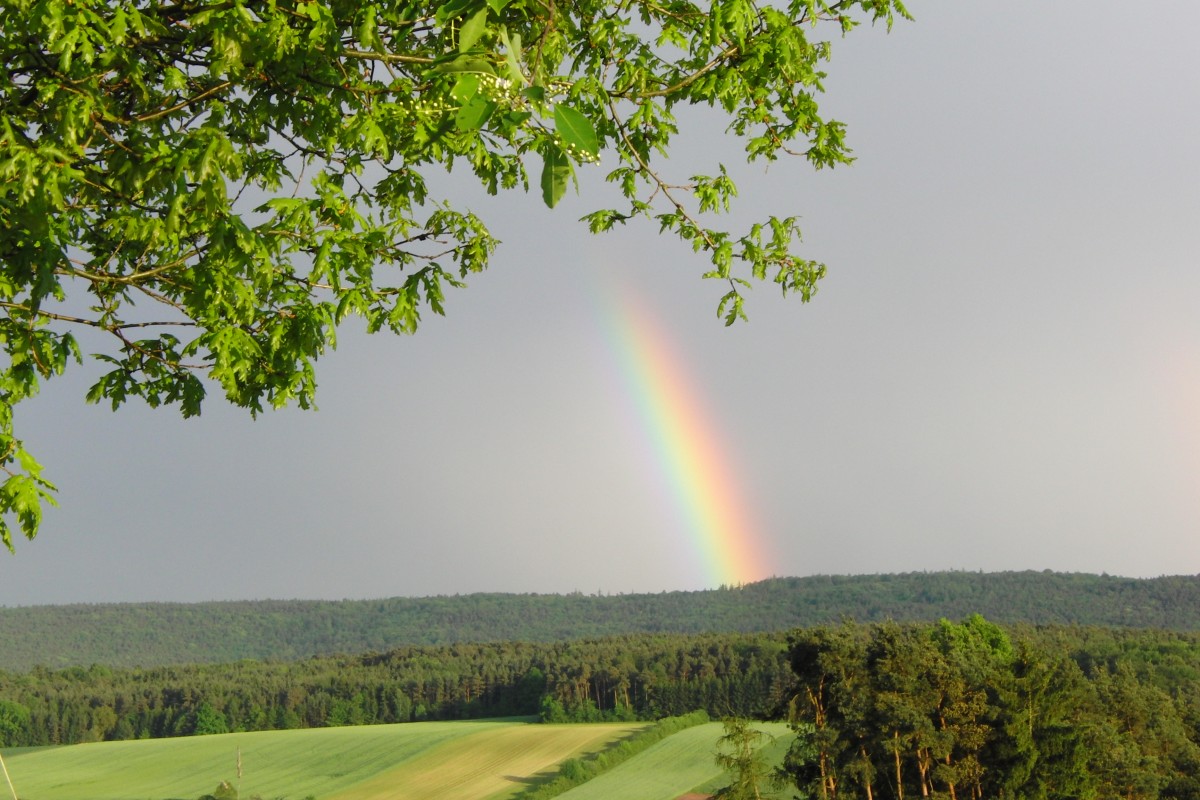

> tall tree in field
[0,0,910,548]
[715,717,777,800]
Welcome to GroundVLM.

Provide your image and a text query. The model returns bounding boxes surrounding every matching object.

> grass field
[554,721,795,800]
[1,720,646,800]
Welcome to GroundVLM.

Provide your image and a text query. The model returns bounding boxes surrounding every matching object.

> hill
[1,571,1197,670]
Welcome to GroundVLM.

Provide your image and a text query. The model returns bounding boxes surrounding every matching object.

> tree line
[0,633,792,746]
[4,572,1200,671]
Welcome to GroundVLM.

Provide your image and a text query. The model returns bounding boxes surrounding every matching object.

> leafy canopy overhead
[0,0,910,548]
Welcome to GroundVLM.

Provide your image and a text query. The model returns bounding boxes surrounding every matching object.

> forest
[2,571,1198,671]
[3,621,1200,798]
[0,633,794,744]
[784,618,1200,800]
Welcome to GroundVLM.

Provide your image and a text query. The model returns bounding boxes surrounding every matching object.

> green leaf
[455,97,496,132]
[486,0,513,13]
[458,7,489,53]
[450,74,480,103]
[499,27,524,84]
[718,291,746,326]
[540,146,571,208]
[355,5,384,52]
[504,110,532,126]
[163,67,187,92]
[433,55,495,75]
[554,105,599,159]
[436,0,477,24]
[15,447,44,478]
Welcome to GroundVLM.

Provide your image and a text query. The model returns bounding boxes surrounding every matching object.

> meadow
[0,720,647,800]
[555,721,794,800]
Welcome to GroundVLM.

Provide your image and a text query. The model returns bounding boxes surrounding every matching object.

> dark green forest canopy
[785,619,1200,800]
[0,632,796,744]
[1,571,1198,671]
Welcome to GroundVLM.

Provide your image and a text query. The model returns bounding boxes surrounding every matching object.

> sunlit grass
[554,721,795,800]
[1,720,645,800]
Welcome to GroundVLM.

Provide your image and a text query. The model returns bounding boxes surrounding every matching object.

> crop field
[0,720,645,800]
[555,721,795,800]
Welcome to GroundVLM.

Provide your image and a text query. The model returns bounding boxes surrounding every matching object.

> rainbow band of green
[601,289,770,587]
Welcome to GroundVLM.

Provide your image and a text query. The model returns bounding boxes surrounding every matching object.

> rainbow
[595,286,772,587]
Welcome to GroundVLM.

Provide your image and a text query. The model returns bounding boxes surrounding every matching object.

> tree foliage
[715,717,780,799]
[0,632,790,744]
[782,619,1200,800]
[0,698,31,747]
[0,0,910,548]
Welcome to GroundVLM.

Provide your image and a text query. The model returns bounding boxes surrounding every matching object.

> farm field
[0,719,645,800]
[556,721,795,800]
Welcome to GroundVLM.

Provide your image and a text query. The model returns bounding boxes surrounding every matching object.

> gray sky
[3,1,1198,605]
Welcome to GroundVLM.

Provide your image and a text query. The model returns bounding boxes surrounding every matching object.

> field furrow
[330,723,642,800]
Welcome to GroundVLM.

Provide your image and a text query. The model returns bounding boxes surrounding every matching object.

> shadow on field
[503,765,565,790]
[502,774,542,785]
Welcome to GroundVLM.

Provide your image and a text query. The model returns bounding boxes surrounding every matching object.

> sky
[2,1,1198,605]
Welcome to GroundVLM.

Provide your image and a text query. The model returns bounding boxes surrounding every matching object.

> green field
[555,722,795,800]
[1,720,645,800]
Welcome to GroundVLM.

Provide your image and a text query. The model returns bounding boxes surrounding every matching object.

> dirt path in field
[329,723,642,800]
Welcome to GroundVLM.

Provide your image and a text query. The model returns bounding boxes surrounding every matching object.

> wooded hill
[4,621,1200,797]
[1,571,1197,671]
